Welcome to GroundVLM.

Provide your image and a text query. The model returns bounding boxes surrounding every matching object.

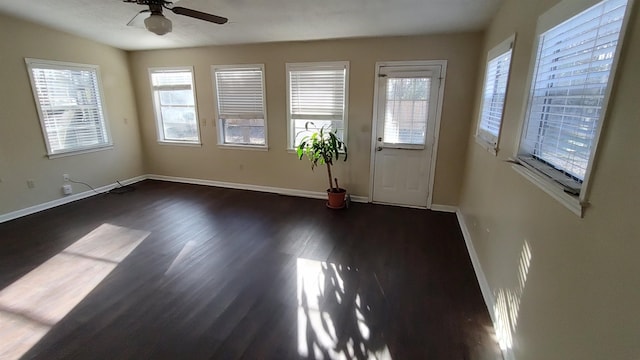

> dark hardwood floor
[0,180,501,360]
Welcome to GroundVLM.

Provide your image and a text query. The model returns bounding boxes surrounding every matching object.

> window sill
[158,141,202,147]
[47,145,113,159]
[511,163,586,217]
[217,144,268,151]
[474,137,497,156]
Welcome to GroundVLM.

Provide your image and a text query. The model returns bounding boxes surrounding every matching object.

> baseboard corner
[430,204,458,213]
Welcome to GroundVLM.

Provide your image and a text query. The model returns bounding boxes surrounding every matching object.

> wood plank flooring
[0,180,501,360]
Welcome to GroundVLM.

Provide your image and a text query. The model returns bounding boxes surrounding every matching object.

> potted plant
[296,122,348,209]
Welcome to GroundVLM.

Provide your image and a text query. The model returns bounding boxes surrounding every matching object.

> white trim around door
[368,60,447,209]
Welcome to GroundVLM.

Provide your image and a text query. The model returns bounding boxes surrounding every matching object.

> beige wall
[0,14,144,215]
[128,33,483,205]
[458,0,640,358]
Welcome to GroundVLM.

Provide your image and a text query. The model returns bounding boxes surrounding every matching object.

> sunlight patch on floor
[165,240,198,276]
[0,223,149,360]
[296,258,392,360]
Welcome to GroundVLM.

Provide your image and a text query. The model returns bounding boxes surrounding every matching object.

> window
[149,67,200,144]
[476,35,515,154]
[212,65,267,147]
[25,59,111,157]
[287,62,349,148]
[516,0,632,215]
[382,75,432,146]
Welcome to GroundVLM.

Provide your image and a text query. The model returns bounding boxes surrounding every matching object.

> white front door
[370,62,445,208]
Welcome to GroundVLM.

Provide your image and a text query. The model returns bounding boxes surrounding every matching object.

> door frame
[367,60,448,208]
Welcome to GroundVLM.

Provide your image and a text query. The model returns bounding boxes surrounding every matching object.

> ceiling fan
[124,0,228,36]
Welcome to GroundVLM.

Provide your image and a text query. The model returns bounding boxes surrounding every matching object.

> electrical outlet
[62,184,73,195]
[27,179,35,189]
[63,174,70,181]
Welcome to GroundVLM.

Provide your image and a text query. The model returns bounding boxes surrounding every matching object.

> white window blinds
[519,0,628,187]
[150,67,199,143]
[287,62,349,147]
[213,65,266,146]
[477,36,514,149]
[26,59,110,156]
[383,76,431,145]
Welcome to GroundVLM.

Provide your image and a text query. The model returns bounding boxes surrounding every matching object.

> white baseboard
[455,209,496,325]
[430,204,457,213]
[147,174,370,203]
[0,173,461,224]
[455,209,511,359]
[0,174,371,224]
[0,175,147,224]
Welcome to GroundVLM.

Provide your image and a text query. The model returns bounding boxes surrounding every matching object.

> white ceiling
[0,0,503,51]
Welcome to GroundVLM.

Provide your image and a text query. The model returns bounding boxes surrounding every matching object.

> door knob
[376,146,383,151]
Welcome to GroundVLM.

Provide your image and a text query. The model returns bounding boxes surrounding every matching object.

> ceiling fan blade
[170,6,228,24]
[127,9,150,26]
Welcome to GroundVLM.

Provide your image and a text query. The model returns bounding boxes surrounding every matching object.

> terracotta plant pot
[326,188,347,209]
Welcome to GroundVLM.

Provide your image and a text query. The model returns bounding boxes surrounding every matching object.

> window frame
[211,64,268,150]
[513,0,635,217]
[286,61,349,150]
[148,66,201,145]
[475,34,516,155]
[25,58,113,158]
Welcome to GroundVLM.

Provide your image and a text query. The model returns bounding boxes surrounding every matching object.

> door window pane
[383,77,431,145]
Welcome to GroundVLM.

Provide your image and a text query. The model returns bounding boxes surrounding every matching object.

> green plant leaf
[295,123,348,189]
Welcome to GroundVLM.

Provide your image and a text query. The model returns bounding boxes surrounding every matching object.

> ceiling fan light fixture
[144,14,172,35]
